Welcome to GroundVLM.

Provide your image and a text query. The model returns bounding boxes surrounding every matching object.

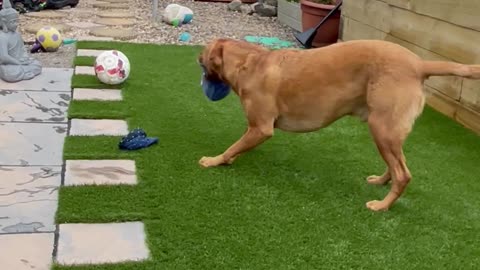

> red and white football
[94,50,130,85]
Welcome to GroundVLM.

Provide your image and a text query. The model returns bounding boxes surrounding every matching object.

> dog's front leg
[199,125,273,168]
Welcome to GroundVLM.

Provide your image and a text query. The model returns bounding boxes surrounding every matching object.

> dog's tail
[421,60,480,79]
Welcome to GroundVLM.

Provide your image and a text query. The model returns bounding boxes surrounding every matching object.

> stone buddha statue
[0,0,41,83]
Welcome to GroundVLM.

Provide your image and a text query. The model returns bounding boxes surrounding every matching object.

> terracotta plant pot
[300,0,341,47]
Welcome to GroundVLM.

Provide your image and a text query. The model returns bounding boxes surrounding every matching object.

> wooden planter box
[278,0,302,31]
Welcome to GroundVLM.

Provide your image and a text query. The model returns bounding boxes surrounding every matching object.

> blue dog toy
[179,32,191,42]
[119,128,158,150]
[200,64,230,101]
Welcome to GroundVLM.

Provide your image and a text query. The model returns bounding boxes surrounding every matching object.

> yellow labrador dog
[197,38,480,211]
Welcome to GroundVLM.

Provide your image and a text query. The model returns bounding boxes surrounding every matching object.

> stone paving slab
[58,7,94,17]
[94,18,136,26]
[66,21,104,30]
[101,0,130,3]
[0,68,73,92]
[56,222,150,265]
[59,7,94,13]
[76,36,114,41]
[70,119,128,136]
[75,66,95,76]
[0,233,54,270]
[0,122,67,166]
[76,49,107,57]
[64,160,137,186]
[90,27,136,40]
[73,88,122,101]
[24,10,67,18]
[98,11,135,18]
[101,8,131,14]
[93,2,129,9]
[24,23,72,34]
[0,166,61,234]
[0,90,70,123]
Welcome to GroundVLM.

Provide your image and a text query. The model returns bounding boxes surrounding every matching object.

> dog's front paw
[366,175,390,185]
[199,156,224,168]
[366,200,389,212]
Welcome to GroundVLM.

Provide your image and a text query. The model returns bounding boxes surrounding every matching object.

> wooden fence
[340,0,480,134]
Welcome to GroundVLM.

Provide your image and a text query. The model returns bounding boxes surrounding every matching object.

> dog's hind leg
[366,115,413,211]
[365,82,425,211]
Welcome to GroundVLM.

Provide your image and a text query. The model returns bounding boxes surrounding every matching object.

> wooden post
[152,0,158,22]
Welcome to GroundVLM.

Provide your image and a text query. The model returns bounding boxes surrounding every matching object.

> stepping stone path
[90,28,137,40]
[77,49,105,57]
[23,23,72,34]
[75,65,96,76]
[0,47,148,268]
[76,36,114,41]
[24,10,67,18]
[56,222,149,265]
[95,18,136,26]
[20,0,137,41]
[83,0,138,41]
[101,0,130,3]
[65,160,137,185]
[98,11,135,19]
[70,119,129,136]
[73,88,123,101]
[57,7,94,17]
[65,21,104,30]
[93,2,129,9]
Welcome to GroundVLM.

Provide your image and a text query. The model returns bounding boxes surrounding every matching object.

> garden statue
[0,0,42,83]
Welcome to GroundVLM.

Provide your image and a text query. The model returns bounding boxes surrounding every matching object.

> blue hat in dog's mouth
[200,64,230,101]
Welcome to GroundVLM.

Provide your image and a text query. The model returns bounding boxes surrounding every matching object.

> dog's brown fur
[197,38,480,211]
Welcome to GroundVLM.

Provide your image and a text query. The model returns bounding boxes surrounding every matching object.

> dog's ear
[209,39,225,69]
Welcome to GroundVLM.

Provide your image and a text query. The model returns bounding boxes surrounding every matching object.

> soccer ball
[36,26,62,52]
[94,50,130,85]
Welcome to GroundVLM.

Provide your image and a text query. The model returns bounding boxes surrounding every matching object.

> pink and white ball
[94,50,130,85]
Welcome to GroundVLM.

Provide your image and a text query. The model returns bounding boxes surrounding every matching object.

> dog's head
[197,39,232,101]
[198,38,228,82]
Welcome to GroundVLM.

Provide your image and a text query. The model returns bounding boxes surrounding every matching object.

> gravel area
[25,44,76,68]
[19,0,300,67]
[136,0,299,45]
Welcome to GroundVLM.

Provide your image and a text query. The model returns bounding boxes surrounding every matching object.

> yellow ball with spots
[36,26,63,52]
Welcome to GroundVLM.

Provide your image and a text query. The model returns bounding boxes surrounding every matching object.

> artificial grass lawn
[56,41,480,269]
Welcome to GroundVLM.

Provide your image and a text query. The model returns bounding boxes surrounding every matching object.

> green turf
[72,74,120,89]
[56,41,480,270]
[73,56,95,67]
[67,101,127,120]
